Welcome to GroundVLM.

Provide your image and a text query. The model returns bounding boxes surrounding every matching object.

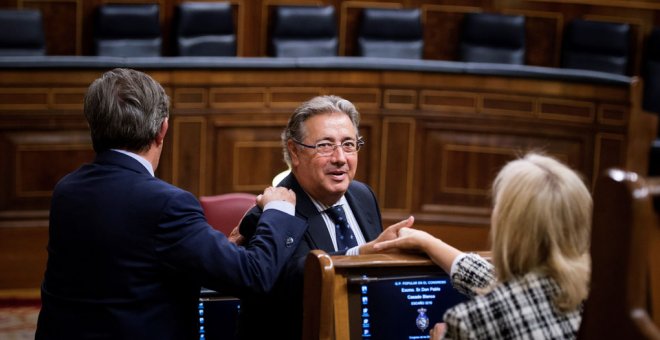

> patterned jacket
[443,254,583,339]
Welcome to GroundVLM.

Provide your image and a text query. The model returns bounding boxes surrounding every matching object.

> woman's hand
[429,322,446,340]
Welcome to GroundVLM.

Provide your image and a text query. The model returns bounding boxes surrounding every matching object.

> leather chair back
[270,5,338,57]
[199,193,257,236]
[0,9,46,56]
[174,2,236,56]
[459,12,526,65]
[357,8,423,59]
[94,4,161,57]
[561,19,630,75]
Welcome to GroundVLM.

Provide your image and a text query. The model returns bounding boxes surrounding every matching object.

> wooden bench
[578,169,660,339]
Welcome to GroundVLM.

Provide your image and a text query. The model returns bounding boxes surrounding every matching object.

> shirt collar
[309,194,348,212]
[111,149,155,177]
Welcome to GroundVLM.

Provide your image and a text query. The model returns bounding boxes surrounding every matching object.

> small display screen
[349,273,468,340]
[198,289,240,340]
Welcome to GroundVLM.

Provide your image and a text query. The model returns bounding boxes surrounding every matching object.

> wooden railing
[0,57,656,289]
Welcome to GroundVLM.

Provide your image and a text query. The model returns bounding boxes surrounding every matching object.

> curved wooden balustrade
[0,57,656,289]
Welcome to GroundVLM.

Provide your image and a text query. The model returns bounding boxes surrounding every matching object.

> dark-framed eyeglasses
[292,139,365,156]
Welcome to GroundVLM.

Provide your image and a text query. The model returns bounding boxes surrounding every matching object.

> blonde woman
[374,153,592,339]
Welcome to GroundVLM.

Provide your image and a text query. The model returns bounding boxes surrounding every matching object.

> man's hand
[228,226,245,245]
[359,216,414,255]
[372,227,433,253]
[256,186,296,208]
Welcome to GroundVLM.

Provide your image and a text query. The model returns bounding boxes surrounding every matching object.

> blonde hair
[490,153,592,311]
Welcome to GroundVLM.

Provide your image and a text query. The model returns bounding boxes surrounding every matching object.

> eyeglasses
[293,139,365,156]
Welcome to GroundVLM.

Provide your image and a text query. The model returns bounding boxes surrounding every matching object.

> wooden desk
[302,249,490,339]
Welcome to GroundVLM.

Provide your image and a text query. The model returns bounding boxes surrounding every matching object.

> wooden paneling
[378,118,415,211]
[210,87,268,109]
[0,131,93,211]
[417,122,589,224]
[172,117,206,194]
[421,5,481,61]
[214,124,286,193]
[0,227,48,289]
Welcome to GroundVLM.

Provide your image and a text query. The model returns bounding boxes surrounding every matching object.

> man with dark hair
[36,68,307,339]
[237,95,413,339]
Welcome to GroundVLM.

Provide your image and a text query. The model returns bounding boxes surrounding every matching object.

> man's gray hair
[281,95,360,166]
[84,68,170,153]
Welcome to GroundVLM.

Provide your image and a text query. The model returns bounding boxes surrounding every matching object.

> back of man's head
[84,68,170,153]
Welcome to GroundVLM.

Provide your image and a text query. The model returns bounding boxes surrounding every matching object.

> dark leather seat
[561,19,630,75]
[0,9,46,56]
[459,12,526,65]
[357,8,423,59]
[174,2,236,56]
[643,28,660,118]
[270,5,337,57]
[94,4,161,57]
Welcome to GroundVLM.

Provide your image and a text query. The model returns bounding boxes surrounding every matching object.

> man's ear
[287,139,300,166]
[155,118,168,146]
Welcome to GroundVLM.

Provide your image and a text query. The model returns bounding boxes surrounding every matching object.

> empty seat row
[0,4,636,76]
[95,2,236,57]
[0,4,235,58]
[272,5,633,77]
[0,9,46,56]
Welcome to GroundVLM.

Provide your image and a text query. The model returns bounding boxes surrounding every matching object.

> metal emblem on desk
[416,307,429,332]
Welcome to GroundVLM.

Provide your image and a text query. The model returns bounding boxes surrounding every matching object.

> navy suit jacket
[237,173,383,339]
[36,151,306,340]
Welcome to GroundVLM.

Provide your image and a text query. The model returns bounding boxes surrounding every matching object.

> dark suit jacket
[36,151,306,340]
[237,173,383,339]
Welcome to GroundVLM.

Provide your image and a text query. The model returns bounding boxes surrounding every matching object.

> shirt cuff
[345,246,360,256]
[450,253,468,276]
[263,200,295,216]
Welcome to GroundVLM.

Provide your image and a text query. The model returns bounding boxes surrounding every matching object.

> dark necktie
[325,204,358,251]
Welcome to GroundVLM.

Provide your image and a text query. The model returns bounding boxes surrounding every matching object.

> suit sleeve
[154,190,307,295]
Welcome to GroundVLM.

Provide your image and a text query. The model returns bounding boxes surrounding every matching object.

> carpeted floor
[0,292,40,340]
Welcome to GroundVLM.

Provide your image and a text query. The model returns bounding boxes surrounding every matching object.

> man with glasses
[236,95,414,339]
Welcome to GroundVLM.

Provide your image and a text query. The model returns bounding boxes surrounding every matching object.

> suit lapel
[280,174,335,251]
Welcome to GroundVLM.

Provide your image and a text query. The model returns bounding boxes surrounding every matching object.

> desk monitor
[198,288,240,340]
[347,272,468,339]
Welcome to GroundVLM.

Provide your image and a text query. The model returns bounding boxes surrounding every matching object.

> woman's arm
[372,227,463,274]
